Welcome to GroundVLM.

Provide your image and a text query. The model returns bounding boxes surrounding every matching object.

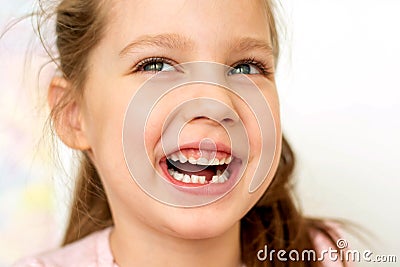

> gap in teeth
[166,160,230,184]
[168,168,230,184]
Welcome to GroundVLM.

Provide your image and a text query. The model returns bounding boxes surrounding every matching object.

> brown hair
[39,0,346,266]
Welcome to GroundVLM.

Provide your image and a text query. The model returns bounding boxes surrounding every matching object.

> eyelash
[234,57,273,76]
[131,57,176,73]
[131,57,273,77]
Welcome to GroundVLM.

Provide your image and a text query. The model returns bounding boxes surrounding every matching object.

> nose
[180,84,239,127]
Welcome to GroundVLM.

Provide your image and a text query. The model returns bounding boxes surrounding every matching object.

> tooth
[179,153,187,163]
[188,157,197,164]
[219,158,225,165]
[212,158,219,165]
[198,176,206,184]
[191,175,199,183]
[212,175,219,183]
[218,176,225,183]
[168,169,174,175]
[173,172,183,181]
[216,170,222,176]
[170,153,179,162]
[220,171,228,181]
[183,174,191,183]
[225,156,232,164]
[197,157,209,165]
[223,170,230,178]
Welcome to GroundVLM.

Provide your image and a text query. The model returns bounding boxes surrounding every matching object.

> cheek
[144,99,174,164]
[87,99,126,158]
[235,92,280,161]
[236,84,281,193]
[81,80,140,181]
[142,89,199,161]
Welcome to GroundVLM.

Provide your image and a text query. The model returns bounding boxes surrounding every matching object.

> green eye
[229,64,260,75]
[142,61,174,72]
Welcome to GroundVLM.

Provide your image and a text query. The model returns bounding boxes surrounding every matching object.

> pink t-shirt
[13,227,346,267]
[13,227,118,267]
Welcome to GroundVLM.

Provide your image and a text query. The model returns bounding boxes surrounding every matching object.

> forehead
[105,0,271,52]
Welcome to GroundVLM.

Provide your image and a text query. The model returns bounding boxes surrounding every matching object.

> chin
[161,206,240,240]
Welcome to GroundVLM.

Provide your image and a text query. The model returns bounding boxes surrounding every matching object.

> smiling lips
[159,148,235,186]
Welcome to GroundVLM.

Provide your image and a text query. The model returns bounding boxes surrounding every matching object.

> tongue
[170,161,215,181]
[171,161,205,172]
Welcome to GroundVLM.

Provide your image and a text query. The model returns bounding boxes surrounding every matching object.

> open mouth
[159,148,235,186]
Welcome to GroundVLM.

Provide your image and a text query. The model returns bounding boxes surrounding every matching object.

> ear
[48,76,91,150]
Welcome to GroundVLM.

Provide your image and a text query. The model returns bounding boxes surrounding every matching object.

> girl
[15,0,347,266]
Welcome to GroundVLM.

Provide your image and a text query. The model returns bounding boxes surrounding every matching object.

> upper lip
[163,141,233,158]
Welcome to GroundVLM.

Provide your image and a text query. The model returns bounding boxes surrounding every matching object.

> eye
[228,58,273,77]
[143,61,173,72]
[228,63,260,75]
[133,57,176,73]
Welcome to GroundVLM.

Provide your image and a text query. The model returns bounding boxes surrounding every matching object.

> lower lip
[159,158,242,196]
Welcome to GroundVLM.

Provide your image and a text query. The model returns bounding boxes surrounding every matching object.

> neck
[110,218,241,267]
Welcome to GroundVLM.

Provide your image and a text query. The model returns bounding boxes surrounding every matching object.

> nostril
[191,116,236,126]
[221,117,235,126]
[190,116,221,127]
[193,116,208,120]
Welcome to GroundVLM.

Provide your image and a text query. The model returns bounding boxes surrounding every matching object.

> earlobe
[48,76,91,151]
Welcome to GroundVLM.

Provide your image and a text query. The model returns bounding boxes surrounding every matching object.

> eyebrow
[119,33,273,57]
[230,37,274,56]
[119,33,194,57]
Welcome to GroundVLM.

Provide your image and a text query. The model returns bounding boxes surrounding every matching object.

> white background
[1,0,399,266]
[278,0,400,264]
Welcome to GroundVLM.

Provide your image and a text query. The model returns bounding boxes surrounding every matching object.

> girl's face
[74,0,281,239]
